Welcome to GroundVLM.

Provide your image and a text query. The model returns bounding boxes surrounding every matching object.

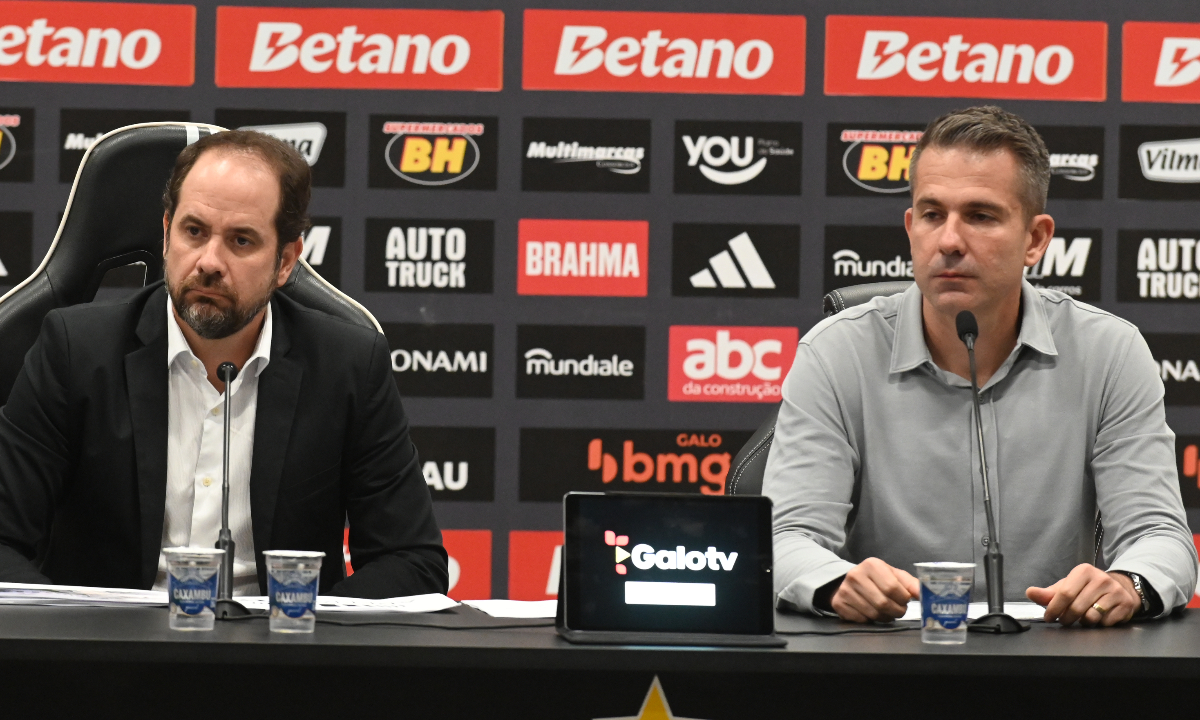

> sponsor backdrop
[3,0,1200,603]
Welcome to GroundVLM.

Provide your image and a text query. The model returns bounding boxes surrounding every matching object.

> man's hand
[831,557,920,623]
[1025,564,1140,627]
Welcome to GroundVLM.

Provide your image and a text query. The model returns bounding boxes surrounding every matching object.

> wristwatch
[1120,572,1151,617]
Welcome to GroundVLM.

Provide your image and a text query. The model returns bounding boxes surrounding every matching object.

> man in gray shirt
[764,106,1197,626]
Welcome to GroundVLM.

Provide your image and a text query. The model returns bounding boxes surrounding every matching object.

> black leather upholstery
[0,122,379,405]
[727,281,913,496]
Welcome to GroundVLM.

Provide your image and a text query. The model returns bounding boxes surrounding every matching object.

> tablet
[559,492,780,646]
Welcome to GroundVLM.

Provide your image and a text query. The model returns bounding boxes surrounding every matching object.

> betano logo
[681,134,766,185]
[840,129,921,193]
[382,120,483,186]
[587,436,731,495]
[689,232,775,289]
[605,530,738,576]
[1123,23,1200,103]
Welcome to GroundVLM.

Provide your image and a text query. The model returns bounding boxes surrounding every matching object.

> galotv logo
[606,530,737,576]
[668,326,798,403]
[825,15,1107,101]
[1123,22,1200,104]
[0,1,194,86]
[215,7,503,90]
[523,10,806,95]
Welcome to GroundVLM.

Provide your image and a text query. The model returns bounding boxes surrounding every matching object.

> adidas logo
[688,233,775,289]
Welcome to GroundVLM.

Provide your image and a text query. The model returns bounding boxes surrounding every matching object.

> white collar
[166,294,273,378]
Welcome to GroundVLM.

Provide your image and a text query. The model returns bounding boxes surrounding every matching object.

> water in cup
[264,550,325,633]
[914,562,975,645]
[164,547,225,631]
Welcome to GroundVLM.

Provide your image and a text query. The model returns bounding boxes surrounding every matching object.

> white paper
[237,593,458,614]
[0,582,168,607]
[462,599,558,619]
[900,600,1047,622]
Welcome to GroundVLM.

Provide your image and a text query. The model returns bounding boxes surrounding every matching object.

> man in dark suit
[0,130,447,598]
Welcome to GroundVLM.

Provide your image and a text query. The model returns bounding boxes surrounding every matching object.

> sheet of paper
[462,599,558,619]
[236,593,458,613]
[0,582,168,607]
[900,601,1047,622]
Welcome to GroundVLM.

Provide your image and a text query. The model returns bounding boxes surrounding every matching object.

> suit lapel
[250,301,301,587]
[126,287,169,589]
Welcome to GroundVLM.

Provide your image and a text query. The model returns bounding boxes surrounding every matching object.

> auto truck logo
[1139,138,1200,183]
[240,122,326,166]
[689,233,775,289]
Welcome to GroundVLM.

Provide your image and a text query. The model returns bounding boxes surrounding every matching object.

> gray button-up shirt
[764,280,1197,616]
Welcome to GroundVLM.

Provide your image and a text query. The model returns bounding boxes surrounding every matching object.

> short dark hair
[910,105,1050,220]
[162,129,311,257]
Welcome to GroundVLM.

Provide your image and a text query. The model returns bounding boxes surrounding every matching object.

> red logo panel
[824,15,1107,101]
[1191,534,1200,609]
[215,6,504,90]
[443,529,492,601]
[523,9,805,96]
[508,530,563,600]
[0,1,194,86]
[1123,22,1200,104]
[668,325,798,403]
[518,219,648,297]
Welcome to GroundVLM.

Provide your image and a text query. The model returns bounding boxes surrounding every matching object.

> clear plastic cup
[264,550,325,633]
[164,547,225,631]
[914,562,975,645]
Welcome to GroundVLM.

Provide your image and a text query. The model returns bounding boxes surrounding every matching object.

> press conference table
[0,604,1195,716]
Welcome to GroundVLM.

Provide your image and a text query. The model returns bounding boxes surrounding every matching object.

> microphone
[214,361,249,619]
[956,311,1028,635]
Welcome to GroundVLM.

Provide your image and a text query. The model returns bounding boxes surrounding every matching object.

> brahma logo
[1118,231,1200,301]
[1123,22,1200,103]
[0,1,194,86]
[369,115,498,190]
[668,326,798,403]
[518,219,648,297]
[523,10,806,95]
[674,120,802,195]
[519,429,753,500]
[825,15,1107,101]
[215,7,503,90]
[1144,333,1200,405]
[826,124,924,196]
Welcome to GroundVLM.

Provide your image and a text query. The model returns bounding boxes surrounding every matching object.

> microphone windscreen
[956,311,979,342]
[218,362,239,383]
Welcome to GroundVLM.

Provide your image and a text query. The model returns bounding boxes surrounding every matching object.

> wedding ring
[1092,603,1108,615]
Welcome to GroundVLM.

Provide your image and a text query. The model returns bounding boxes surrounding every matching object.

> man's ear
[162,212,170,258]
[1024,213,1055,268]
[275,236,303,288]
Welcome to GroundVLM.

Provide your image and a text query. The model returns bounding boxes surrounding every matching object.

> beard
[166,268,275,340]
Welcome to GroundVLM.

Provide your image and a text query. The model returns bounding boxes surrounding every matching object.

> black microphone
[956,311,1028,634]
[214,362,249,619]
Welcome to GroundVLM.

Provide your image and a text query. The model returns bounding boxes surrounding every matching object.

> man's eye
[186,226,201,236]
[235,237,251,247]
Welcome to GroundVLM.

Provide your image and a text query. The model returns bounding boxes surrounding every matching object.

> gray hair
[910,105,1050,221]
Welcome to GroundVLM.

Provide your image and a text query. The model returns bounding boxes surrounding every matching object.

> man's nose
[938,214,969,255]
[194,236,229,276]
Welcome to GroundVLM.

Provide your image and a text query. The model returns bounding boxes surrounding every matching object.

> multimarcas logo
[672,223,799,298]
[825,124,923,196]
[364,219,493,294]
[380,323,492,398]
[522,117,650,193]
[59,108,190,182]
[1123,22,1200,104]
[214,108,347,187]
[1039,126,1105,200]
[518,219,648,297]
[518,429,754,501]
[516,325,645,400]
[522,9,806,95]
[214,6,503,90]
[824,15,1107,101]
[674,120,801,195]
[0,110,33,182]
[0,212,34,284]
[668,326,799,403]
[409,427,494,501]
[1143,334,1200,405]
[368,115,498,190]
[0,1,194,85]
[1118,231,1200,302]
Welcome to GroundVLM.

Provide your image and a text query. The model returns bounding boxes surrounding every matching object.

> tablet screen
[563,492,774,635]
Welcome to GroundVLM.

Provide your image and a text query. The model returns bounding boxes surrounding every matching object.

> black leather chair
[726,280,914,496]
[0,122,380,405]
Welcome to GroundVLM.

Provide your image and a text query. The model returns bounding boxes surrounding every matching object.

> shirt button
[981,535,990,547]
[202,477,212,487]
[211,407,221,416]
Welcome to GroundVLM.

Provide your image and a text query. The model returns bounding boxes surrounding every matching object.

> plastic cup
[264,550,325,633]
[914,562,975,645]
[164,547,225,631]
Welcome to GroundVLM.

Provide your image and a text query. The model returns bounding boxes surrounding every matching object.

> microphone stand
[214,361,249,619]
[959,315,1028,634]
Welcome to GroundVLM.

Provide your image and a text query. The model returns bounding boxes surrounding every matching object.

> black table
[0,605,1195,717]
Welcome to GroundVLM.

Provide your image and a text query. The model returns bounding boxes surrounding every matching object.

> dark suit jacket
[0,283,447,597]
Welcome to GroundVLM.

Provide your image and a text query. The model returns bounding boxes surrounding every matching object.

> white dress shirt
[152,297,272,596]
